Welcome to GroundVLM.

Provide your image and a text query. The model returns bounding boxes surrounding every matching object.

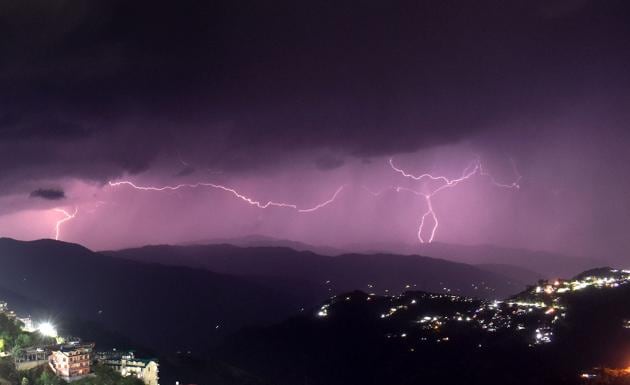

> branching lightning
[371,157,521,243]
[108,158,515,243]
[107,180,344,213]
[53,207,78,241]
[480,158,522,189]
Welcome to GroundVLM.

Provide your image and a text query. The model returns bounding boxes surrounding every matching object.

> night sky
[1,0,630,260]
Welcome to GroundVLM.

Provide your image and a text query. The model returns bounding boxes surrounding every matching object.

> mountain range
[106,243,525,299]
[187,235,603,279]
[0,236,609,384]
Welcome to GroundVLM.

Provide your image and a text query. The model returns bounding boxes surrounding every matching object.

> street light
[37,322,58,338]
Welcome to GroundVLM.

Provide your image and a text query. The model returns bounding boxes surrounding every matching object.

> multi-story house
[49,343,94,381]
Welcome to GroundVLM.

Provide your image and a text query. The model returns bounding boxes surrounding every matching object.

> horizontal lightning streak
[362,185,424,197]
[108,181,344,213]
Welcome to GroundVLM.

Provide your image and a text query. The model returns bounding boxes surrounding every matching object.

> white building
[98,351,159,385]
[17,316,35,332]
[0,301,15,318]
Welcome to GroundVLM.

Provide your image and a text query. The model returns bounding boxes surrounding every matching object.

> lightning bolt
[480,157,522,189]
[108,181,344,213]
[53,207,78,241]
[373,157,520,243]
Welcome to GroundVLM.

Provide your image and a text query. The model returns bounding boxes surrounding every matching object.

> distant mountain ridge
[106,243,526,299]
[184,235,345,256]
[174,235,604,283]
[189,235,602,279]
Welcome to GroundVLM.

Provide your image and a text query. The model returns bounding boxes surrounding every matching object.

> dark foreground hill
[106,244,526,299]
[0,238,321,355]
[218,268,630,385]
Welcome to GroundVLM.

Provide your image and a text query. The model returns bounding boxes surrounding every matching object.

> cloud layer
[1,0,630,260]
[1,0,628,189]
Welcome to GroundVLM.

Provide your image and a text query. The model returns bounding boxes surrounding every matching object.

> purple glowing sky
[2,128,628,260]
[1,1,629,261]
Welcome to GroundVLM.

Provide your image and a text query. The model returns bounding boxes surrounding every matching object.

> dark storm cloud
[1,0,629,189]
[315,157,345,171]
[0,112,90,141]
[174,166,196,178]
[29,188,66,201]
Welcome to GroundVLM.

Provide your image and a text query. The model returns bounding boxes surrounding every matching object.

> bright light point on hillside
[37,322,58,338]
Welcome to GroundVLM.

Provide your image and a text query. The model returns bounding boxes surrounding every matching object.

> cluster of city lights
[0,302,58,339]
[315,269,630,347]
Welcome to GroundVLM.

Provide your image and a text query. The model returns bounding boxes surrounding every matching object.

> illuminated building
[97,350,160,385]
[49,343,94,381]
[15,347,50,371]
[18,316,35,332]
[0,301,16,319]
